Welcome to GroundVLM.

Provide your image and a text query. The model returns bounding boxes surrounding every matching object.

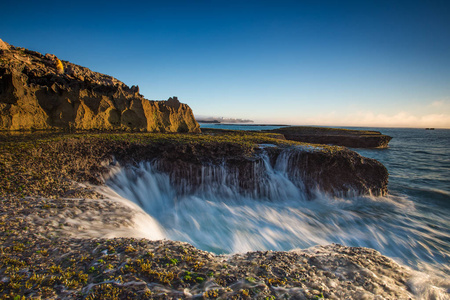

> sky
[1,0,450,128]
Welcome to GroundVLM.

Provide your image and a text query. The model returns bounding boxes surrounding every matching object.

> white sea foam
[94,186,166,240]
[103,150,450,299]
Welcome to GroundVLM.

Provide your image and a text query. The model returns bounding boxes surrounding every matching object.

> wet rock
[149,144,389,197]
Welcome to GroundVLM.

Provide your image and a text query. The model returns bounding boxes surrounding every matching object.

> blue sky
[1,0,450,128]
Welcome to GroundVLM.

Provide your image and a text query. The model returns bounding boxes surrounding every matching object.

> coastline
[1,131,448,299]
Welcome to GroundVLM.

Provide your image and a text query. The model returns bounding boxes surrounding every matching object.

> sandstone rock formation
[0,41,200,132]
[0,39,9,51]
[268,126,392,148]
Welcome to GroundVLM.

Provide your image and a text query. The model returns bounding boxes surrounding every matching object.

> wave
[105,159,449,276]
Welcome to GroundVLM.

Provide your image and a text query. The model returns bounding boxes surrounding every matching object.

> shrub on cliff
[54,57,64,74]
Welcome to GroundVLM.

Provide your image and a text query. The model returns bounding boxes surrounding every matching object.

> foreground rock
[0,196,430,299]
[268,126,393,148]
[0,39,200,132]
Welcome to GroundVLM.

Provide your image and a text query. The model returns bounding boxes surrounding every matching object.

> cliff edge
[0,39,200,132]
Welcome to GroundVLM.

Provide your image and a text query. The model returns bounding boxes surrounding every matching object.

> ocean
[106,124,450,279]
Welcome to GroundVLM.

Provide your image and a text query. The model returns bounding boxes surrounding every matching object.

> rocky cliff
[0,39,200,132]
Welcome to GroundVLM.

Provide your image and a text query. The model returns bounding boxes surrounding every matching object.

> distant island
[196,116,254,123]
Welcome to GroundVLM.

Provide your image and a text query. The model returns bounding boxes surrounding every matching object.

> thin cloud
[431,100,445,107]
[294,111,450,128]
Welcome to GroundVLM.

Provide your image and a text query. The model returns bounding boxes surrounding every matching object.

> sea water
[105,126,450,280]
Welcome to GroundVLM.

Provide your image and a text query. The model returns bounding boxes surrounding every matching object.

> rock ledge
[268,126,392,148]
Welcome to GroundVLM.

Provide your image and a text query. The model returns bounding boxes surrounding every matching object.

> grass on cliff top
[0,130,341,198]
[0,129,340,151]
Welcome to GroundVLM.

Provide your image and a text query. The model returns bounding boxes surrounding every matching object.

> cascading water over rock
[104,146,448,274]
[97,139,450,300]
[140,146,389,199]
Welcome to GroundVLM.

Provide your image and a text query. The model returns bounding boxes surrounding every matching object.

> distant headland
[196,116,254,124]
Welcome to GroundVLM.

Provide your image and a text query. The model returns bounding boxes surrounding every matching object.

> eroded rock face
[107,141,389,197]
[152,148,388,198]
[0,42,200,132]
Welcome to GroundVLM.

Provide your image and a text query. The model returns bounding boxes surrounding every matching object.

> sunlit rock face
[0,40,200,132]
